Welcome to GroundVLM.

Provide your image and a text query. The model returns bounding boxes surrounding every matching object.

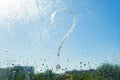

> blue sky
[0,0,120,72]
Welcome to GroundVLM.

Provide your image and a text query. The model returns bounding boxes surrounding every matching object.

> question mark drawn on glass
[50,9,77,56]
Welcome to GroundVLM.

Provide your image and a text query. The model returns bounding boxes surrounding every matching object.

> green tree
[34,69,58,80]
[97,63,120,80]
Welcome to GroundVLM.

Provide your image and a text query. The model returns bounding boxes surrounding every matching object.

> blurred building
[0,66,34,80]
[13,66,34,74]
[0,67,12,80]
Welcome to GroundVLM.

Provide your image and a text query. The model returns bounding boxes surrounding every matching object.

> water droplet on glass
[56,64,61,70]
[12,64,14,66]
[84,64,86,66]
[80,62,82,64]
[67,59,69,62]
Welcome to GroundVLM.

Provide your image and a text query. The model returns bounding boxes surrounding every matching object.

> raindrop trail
[50,9,77,56]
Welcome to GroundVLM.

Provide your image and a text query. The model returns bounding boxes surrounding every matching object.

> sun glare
[0,0,19,16]
[0,0,52,19]
[0,0,53,30]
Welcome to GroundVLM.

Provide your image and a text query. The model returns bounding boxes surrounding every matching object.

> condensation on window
[0,0,120,80]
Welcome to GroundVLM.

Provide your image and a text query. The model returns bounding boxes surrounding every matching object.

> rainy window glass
[0,0,120,80]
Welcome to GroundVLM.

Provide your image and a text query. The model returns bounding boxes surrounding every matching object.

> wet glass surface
[0,0,120,80]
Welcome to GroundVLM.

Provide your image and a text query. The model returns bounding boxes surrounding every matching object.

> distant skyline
[0,0,120,72]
